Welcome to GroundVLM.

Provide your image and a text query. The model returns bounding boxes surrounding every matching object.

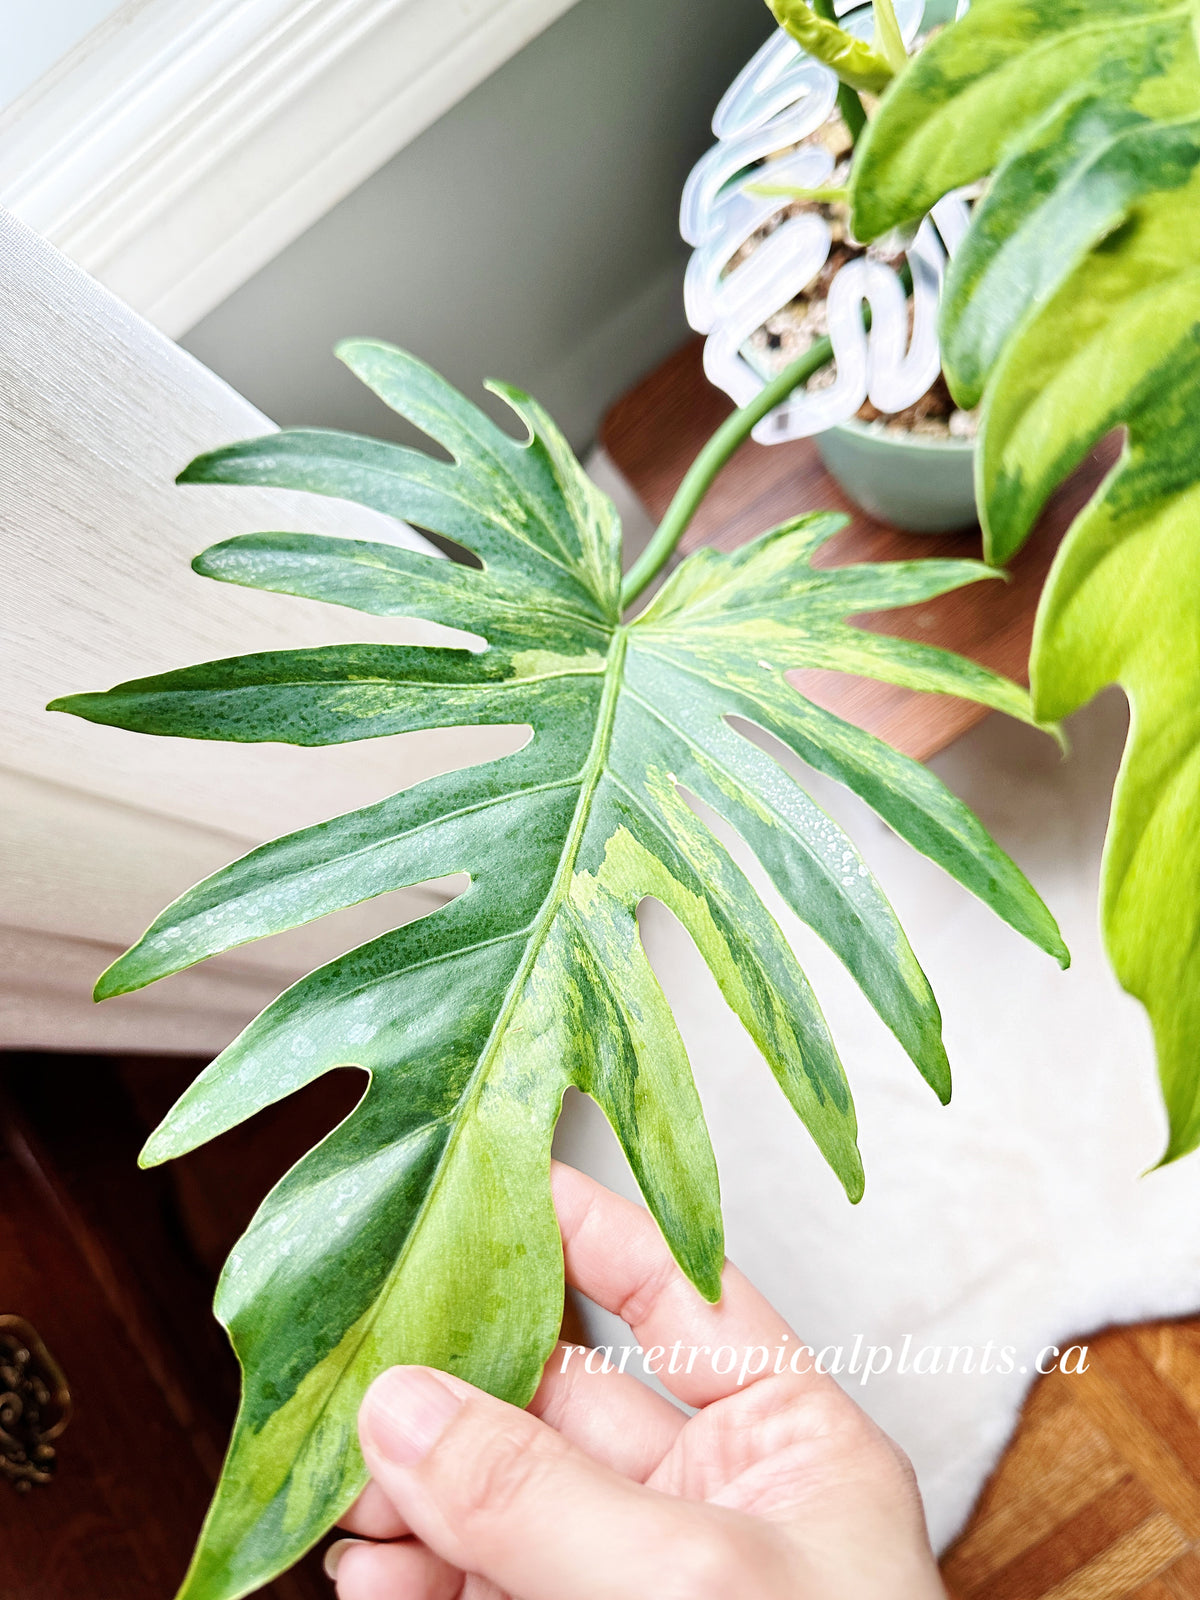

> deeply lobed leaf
[52,343,1064,1598]
[848,0,1200,1157]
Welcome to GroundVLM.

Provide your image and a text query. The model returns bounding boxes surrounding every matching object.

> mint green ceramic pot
[814,419,978,533]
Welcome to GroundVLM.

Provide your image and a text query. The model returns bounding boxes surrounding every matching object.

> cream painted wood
[0,767,452,1052]
[0,0,581,335]
[1,210,507,1050]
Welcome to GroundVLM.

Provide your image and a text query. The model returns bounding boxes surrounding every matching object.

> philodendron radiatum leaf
[51,341,1067,1600]
[848,0,1200,1159]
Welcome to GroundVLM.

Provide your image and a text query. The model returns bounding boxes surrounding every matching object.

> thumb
[358,1366,771,1600]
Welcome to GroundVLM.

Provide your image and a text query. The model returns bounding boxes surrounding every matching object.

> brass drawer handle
[0,1315,72,1490]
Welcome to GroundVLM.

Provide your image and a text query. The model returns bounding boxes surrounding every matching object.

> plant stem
[748,183,850,204]
[871,0,908,74]
[619,340,835,610]
[811,0,868,143]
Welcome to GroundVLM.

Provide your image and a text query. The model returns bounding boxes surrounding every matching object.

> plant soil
[730,115,978,442]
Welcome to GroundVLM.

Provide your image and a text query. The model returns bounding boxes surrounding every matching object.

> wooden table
[602,337,1114,762]
[941,1321,1200,1600]
[605,342,1200,1600]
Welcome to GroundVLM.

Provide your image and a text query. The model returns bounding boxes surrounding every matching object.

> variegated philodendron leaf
[848,0,1200,1159]
[50,341,1066,1600]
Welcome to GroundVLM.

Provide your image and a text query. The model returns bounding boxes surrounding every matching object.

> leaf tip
[45,691,114,727]
[1041,719,1069,757]
[46,693,101,721]
[191,545,225,579]
[1038,910,1070,969]
[698,1274,724,1306]
[138,1125,176,1169]
[93,963,127,1002]
[1145,1129,1196,1174]
[791,509,850,550]
[334,336,379,372]
[979,496,1036,570]
[916,1039,951,1107]
[176,450,217,485]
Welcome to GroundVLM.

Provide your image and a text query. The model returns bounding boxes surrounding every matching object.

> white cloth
[557,688,1199,1549]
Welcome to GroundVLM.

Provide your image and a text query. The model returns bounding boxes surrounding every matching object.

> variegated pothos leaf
[848,0,1200,1158]
[51,341,1065,1599]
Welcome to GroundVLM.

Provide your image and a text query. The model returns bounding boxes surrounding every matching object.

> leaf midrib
[124,662,609,696]
[210,534,616,640]
[309,626,631,1402]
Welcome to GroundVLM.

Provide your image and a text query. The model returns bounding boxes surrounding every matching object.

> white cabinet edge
[0,0,581,337]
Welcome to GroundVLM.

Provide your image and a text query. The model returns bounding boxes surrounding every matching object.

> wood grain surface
[1,210,477,1058]
[601,337,1117,762]
[0,1056,349,1599]
[0,1100,223,1599]
[941,1321,1200,1599]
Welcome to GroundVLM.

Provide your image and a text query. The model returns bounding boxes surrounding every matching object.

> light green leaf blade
[939,100,1200,410]
[997,189,1200,1155]
[849,0,1200,1156]
[1033,449,1200,1162]
[52,348,1064,1598]
[848,0,1200,240]
[967,120,1200,563]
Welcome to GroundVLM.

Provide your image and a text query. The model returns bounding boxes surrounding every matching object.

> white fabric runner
[558,687,1198,1549]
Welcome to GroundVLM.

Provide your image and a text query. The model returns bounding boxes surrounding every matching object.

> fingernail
[362,1367,464,1466]
[323,1538,365,1580]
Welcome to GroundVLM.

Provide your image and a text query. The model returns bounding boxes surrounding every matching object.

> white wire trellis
[680,1,971,445]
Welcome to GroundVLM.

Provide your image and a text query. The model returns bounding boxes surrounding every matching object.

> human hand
[326,1162,945,1600]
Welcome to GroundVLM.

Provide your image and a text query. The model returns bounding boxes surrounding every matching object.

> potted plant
[743,152,981,531]
[681,0,979,529]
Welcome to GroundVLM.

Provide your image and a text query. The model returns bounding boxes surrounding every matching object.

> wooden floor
[1,1055,348,1598]
[942,1321,1200,1599]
